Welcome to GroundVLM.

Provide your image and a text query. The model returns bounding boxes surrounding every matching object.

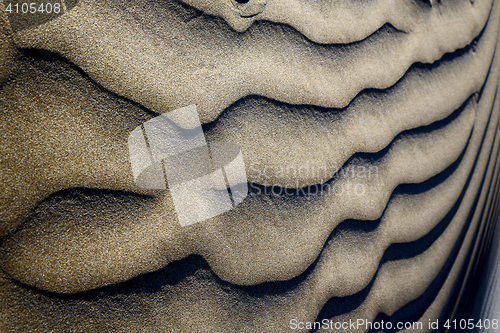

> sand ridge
[0,0,499,331]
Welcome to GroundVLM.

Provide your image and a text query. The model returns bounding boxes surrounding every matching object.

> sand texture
[1,0,500,331]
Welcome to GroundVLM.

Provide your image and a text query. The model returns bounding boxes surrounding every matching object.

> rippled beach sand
[1,0,500,331]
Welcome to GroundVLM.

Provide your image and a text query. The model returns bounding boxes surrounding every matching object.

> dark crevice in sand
[8,253,211,299]
[146,0,203,23]
[460,162,500,320]
[0,68,477,292]
[314,278,378,331]
[12,93,474,299]
[202,23,482,132]
[15,48,160,120]
[438,88,500,325]
[368,123,500,333]
[309,140,475,332]
[311,62,500,330]
[196,4,407,48]
[1,188,156,238]
[244,92,474,197]
[450,151,500,326]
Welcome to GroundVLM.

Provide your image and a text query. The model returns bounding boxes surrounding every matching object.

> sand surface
[1,0,500,331]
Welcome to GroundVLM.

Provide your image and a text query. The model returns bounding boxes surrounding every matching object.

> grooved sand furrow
[206,21,496,187]
[388,90,500,333]
[0,79,495,331]
[9,0,491,128]
[0,10,491,290]
[0,0,499,331]
[424,88,500,331]
[180,0,414,43]
[0,0,496,291]
[178,0,489,46]
[315,24,500,332]
[0,90,475,292]
[317,83,500,333]
[1,6,494,238]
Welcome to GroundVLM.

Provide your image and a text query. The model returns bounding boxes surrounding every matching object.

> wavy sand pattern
[1,0,500,331]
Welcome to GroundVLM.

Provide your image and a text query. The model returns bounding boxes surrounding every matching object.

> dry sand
[1,0,500,331]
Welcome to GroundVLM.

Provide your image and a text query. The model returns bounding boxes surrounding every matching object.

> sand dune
[1,0,500,331]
